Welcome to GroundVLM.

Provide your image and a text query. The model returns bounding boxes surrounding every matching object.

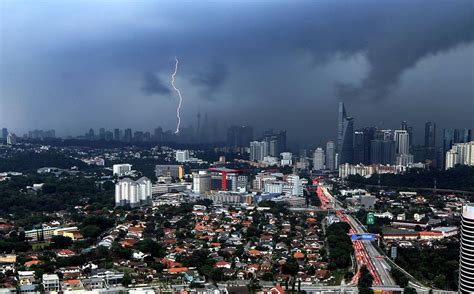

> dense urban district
[1,104,474,294]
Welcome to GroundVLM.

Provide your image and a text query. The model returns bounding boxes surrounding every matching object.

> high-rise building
[175,150,190,163]
[226,126,238,148]
[363,127,376,164]
[6,133,17,145]
[353,131,365,164]
[192,171,212,194]
[241,126,253,148]
[250,141,268,162]
[152,127,162,142]
[226,126,254,150]
[133,131,144,142]
[445,141,474,170]
[114,128,121,141]
[370,139,395,165]
[115,177,152,207]
[27,129,55,139]
[268,139,279,157]
[87,128,95,140]
[1,128,8,141]
[394,130,413,167]
[424,122,436,164]
[226,126,239,148]
[278,130,287,153]
[280,152,293,167]
[113,164,132,177]
[394,130,410,155]
[124,128,132,142]
[313,148,325,171]
[105,131,114,141]
[424,122,436,149]
[443,129,472,167]
[325,141,336,171]
[262,129,287,156]
[401,121,413,150]
[459,205,474,293]
[337,102,354,164]
[99,128,106,140]
[457,129,472,143]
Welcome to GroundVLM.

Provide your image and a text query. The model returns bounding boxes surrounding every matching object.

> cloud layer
[0,0,473,146]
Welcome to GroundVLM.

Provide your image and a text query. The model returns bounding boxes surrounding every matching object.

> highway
[317,186,396,287]
[346,213,396,286]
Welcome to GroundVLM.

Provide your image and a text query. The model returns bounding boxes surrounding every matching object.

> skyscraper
[99,128,106,140]
[6,133,17,145]
[250,141,268,162]
[353,131,365,164]
[424,122,436,164]
[443,128,472,168]
[268,139,279,157]
[459,205,474,293]
[424,122,436,149]
[263,129,287,155]
[325,141,336,171]
[2,128,8,140]
[277,130,287,153]
[445,141,474,170]
[337,102,354,165]
[226,126,254,150]
[87,128,95,140]
[154,127,163,142]
[394,130,410,155]
[401,121,413,150]
[124,128,132,142]
[114,128,121,141]
[363,127,376,164]
[313,148,325,171]
[370,139,395,165]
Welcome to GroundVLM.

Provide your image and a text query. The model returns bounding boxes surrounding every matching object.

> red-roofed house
[215,261,231,269]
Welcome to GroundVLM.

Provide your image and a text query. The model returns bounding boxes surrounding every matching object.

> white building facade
[313,148,325,171]
[250,141,269,162]
[175,150,190,163]
[192,171,211,194]
[446,141,474,170]
[115,177,152,207]
[112,164,132,177]
[459,205,474,293]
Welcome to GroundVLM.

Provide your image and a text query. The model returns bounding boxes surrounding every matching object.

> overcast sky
[1,0,473,147]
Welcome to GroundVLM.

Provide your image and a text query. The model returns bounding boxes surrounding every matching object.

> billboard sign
[351,233,377,241]
[367,213,375,225]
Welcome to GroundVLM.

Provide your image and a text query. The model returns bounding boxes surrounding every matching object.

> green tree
[282,258,299,276]
[358,266,374,294]
[81,225,101,239]
[122,273,132,287]
[50,235,73,249]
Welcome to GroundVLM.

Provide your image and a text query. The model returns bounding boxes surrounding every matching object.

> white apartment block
[446,141,474,170]
[115,177,152,207]
[112,164,132,177]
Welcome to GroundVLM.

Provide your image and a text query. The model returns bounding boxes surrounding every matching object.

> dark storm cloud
[141,71,171,96]
[191,62,227,100]
[330,1,474,101]
[1,0,473,146]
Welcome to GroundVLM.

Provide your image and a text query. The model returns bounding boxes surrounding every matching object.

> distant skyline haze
[0,0,473,147]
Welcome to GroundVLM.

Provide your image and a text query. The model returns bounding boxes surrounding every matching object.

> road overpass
[317,186,396,287]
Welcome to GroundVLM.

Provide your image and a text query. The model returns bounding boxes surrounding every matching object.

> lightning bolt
[171,57,183,134]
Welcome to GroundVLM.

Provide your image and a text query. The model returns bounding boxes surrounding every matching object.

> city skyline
[1,1,474,293]
[1,0,473,147]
